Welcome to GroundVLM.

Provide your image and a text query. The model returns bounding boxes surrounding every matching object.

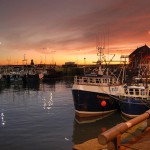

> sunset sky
[0,0,150,65]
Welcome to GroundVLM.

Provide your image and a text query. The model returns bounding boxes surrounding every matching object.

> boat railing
[123,87,150,99]
[74,76,119,86]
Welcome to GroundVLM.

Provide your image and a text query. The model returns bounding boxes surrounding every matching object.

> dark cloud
[0,0,150,63]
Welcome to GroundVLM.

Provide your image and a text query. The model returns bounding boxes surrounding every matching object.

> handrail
[74,75,119,86]
[98,109,150,145]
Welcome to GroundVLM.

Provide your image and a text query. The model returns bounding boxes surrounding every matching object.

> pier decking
[73,110,150,150]
[73,126,150,150]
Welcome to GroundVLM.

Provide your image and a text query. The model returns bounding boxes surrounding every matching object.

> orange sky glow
[0,0,150,65]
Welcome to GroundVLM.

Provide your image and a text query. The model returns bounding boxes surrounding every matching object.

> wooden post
[117,134,121,150]
[147,118,150,127]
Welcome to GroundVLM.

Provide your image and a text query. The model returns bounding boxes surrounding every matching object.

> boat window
[97,79,101,83]
[110,78,112,84]
[135,89,139,95]
[104,79,108,83]
[83,78,87,82]
[141,89,145,95]
[129,89,134,95]
[124,88,128,94]
[84,79,87,82]
[96,79,99,83]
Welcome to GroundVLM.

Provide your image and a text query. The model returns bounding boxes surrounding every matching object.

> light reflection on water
[0,78,125,150]
[1,112,6,126]
[73,112,124,145]
[42,92,53,110]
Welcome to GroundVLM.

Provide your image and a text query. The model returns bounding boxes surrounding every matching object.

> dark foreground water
[0,78,125,150]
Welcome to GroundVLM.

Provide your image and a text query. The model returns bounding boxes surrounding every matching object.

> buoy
[101,100,106,107]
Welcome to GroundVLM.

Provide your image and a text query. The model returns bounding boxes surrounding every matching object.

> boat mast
[97,45,104,76]
[120,55,128,83]
[96,34,105,76]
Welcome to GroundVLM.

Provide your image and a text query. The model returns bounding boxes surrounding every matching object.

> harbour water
[0,78,125,150]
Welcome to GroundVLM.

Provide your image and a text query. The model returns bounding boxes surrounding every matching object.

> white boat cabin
[74,75,120,86]
[124,85,150,98]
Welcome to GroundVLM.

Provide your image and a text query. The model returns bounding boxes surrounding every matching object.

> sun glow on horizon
[0,43,149,66]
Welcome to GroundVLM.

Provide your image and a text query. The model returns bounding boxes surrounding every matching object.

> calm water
[0,78,124,150]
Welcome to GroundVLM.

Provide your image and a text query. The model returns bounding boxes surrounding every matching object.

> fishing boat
[43,64,63,81]
[72,46,124,118]
[119,79,150,118]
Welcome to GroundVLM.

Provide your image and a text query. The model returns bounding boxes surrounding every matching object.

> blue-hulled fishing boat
[119,84,150,118]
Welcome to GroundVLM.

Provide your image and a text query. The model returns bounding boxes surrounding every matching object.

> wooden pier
[73,110,150,150]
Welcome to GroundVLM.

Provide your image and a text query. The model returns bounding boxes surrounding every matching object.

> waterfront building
[129,45,150,69]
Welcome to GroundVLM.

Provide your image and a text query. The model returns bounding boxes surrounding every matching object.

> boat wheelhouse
[119,85,150,118]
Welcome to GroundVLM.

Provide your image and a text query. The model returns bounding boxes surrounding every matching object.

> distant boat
[2,71,22,84]
[72,46,124,118]
[10,74,22,83]
[43,64,63,81]
[22,73,40,84]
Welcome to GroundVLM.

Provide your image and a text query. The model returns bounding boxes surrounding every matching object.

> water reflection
[23,81,40,91]
[75,113,115,124]
[0,81,40,92]
[1,112,6,126]
[0,79,59,112]
[0,77,73,92]
[72,112,125,144]
[43,79,56,91]
[63,77,74,88]
[0,77,74,150]
[43,92,53,110]
[43,77,74,89]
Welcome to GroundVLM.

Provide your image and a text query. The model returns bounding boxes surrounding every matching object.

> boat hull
[119,98,149,118]
[72,89,119,117]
